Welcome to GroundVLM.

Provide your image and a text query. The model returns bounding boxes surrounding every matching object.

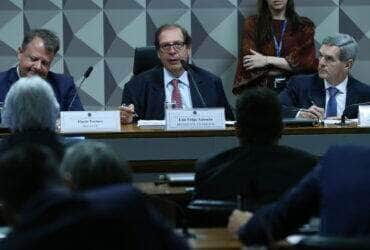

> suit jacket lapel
[310,75,326,108]
[189,69,206,108]
[149,67,165,118]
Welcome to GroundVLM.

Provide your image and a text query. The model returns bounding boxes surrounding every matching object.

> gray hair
[2,76,60,132]
[321,33,358,62]
[60,141,131,191]
[22,29,60,54]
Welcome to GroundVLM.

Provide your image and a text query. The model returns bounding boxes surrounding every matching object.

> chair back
[133,46,161,75]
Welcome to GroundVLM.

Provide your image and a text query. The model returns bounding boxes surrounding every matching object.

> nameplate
[60,111,121,133]
[165,108,225,131]
[358,105,370,127]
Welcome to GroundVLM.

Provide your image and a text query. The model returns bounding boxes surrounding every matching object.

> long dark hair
[255,0,301,47]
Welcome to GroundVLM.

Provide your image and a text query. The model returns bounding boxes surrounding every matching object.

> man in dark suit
[194,88,317,208]
[0,29,83,111]
[0,144,189,250]
[280,33,370,119]
[228,145,370,246]
[120,24,234,122]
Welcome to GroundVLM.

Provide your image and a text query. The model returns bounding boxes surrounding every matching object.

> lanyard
[271,20,288,57]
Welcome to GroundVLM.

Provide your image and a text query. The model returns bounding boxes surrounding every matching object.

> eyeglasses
[159,42,186,52]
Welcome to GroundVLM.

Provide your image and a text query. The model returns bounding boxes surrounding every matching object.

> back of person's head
[236,87,283,145]
[60,142,131,191]
[2,76,59,132]
[0,144,61,220]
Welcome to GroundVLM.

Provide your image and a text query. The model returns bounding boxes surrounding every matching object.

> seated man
[120,24,234,123]
[228,144,370,246]
[0,144,189,250]
[280,33,370,119]
[0,29,83,111]
[61,141,132,190]
[194,88,317,208]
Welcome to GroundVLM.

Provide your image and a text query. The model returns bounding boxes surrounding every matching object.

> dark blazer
[239,145,370,245]
[1,185,189,250]
[194,145,317,209]
[279,73,370,118]
[0,67,83,111]
[122,66,234,120]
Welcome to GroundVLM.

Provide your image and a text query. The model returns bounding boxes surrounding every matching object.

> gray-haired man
[279,33,370,119]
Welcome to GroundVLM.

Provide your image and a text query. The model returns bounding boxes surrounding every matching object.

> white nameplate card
[165,108,225,131]
[60,111,121,133]
[358,105,370,127]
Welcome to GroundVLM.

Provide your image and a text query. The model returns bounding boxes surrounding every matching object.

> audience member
[280,33,370,119]
[0,144,189,250]
[233,0,317,94]
[61,141,131,191]
[0,76,64,160]
[0,29,83,111]
[228,145,370,246]
[120,23,234,123]
[194,88,317,209]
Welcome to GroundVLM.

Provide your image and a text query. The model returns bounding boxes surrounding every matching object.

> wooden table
[186,228,242,250]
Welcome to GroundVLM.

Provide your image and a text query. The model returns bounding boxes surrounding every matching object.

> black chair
[294,235,370,250]
[132,46,162,75]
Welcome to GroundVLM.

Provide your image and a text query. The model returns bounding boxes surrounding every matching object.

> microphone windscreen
[84,66,93,78]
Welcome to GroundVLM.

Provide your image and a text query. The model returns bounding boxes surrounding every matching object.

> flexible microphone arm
[67,66,93,111]
[180,60,206,108]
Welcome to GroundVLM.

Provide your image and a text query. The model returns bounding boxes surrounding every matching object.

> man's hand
[227,209,253,238]
[119,104,136,124]
[298,105,324,120]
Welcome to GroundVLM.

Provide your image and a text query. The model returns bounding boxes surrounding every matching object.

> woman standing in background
[233,0,318,94]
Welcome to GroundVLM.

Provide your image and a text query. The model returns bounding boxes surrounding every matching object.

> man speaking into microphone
[120,24,234,123]
[280,33,370,120]
[0,29,84,111]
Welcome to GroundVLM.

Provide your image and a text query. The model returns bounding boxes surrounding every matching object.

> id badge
[273,76,286,89]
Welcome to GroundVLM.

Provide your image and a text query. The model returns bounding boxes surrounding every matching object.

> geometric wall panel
[1,0,370,109]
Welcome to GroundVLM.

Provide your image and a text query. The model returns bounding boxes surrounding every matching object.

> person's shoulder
[125,66,161,87]
[0,67,16,81]
[275,145,317,161]
[288,73,318,86]
[196,147,245,172]
[349,76,370,89]
[47,71,74,85]
[191,64,220,81]
[299,16,315,28]
[244,15,257,24]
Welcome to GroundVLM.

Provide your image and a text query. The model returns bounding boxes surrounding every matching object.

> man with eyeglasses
[120,24,234,123]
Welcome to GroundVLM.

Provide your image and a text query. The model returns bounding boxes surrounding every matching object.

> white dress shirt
[324,77,348,117]
[163,68,193,108]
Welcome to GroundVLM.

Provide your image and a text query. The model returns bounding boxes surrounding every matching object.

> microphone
[67,66,93,111]
[180,60,206,107]
[341,101,370,125]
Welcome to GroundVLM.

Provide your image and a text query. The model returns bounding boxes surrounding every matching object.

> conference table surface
[59,123,370,138]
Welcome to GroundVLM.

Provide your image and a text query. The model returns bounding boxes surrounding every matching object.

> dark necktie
[171,79,182,108]
[326,86,339,117]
